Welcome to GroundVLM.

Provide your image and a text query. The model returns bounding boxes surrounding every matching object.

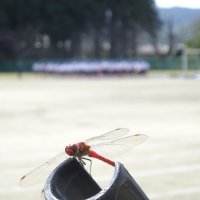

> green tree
[101,0,161,57]
[186,18,200,48]
[0,0,161,59]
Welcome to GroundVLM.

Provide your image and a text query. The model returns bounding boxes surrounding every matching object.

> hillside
[157,7,200,42]
[158,7,200,31]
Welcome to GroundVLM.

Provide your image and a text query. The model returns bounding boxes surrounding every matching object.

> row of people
[32,60,150,74]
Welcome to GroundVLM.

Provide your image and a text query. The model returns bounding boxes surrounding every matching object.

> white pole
[181,45,188,76]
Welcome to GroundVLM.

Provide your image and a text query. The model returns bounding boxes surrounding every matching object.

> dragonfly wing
[91,134,147,158]
[19,152,66,187]
[85,128,130,146]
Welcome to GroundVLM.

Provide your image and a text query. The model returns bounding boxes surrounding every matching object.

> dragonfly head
[65,145,76,156]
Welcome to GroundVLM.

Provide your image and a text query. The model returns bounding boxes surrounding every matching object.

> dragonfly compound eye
[65,145,76,156]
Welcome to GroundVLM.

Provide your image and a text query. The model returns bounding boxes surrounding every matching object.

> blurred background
[0,0,200,74]
[0,0,200,200]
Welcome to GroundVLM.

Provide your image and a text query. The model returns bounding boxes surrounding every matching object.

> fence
[0,56,199,72]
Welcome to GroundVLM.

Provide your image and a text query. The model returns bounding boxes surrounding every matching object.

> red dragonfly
[20,128,147,187]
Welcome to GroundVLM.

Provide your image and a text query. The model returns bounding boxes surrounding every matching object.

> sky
[154,0,200,8]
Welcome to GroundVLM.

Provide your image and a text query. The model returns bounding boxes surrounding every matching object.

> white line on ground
[149,186,200,199]
[124,148,200,163]
[135,164,200,177]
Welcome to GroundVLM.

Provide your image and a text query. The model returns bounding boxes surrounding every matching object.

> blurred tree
[105,0,161,57]
[186,18,200,48]
[0,0,161,59]
[0,0,44,59]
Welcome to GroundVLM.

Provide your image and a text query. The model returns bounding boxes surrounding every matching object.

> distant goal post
[176,44,200,75]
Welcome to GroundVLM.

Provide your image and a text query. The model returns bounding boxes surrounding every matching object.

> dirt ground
[0,74,200,200]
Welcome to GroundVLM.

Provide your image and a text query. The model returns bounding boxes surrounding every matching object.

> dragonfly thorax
[65,142,91,157]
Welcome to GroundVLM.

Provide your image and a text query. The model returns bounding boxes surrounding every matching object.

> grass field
[0,73,200,200]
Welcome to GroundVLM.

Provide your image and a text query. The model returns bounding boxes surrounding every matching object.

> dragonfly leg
[82,157,92,174]
[41,189,45,200]
[77,157,86,167]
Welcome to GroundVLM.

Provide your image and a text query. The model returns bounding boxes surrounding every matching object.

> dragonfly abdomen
[89,150,115,166]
